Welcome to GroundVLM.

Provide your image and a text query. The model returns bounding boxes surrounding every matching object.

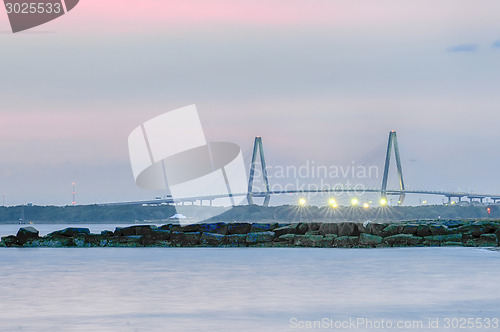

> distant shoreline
[0,203,498,224]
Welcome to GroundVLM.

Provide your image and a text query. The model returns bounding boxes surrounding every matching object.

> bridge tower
[381,130,406,205]
[247,136,271,206]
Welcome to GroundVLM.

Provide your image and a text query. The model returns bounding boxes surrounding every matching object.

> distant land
[0,204,498,224]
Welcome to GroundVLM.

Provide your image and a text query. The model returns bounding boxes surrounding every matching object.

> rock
[470,221,498,235]
[383,234,423,246]
[382,224,402,237]
[227,223,251,234]
[0,240,5,247]
[181,224,201,232]
[324,234,338,240]
[159,224,174,231]
[200,232,225,246]
[150,229,171,241]
[402,224,418,235]
[459,223,485,237]
[278,234,295,243]
[338,222,359,236]
[349,236,359,247]
[85,234,108,247]
[169,225,183,232]
[295,223,309,235]
[134,225,158,236]
[478,234,498,247]
[225,234,247,246]
[465,239,479,247]
[113,227,126,236]
[416,225,431,237]
[274,226,296,237]
[429,225,450,235]
[108,235,143,247]
[246,231,275,244]
[293,235,331,247]
[250,223,277,233]
[199,223,228,235]
[170,231,201,246]
[16,227,39,244]
[100,230,114,237]
[317,237,335,248]
[27,236,72,247]
[364,222,387,236]
[50,228,90,237]
[73,237,88,247]
[308,222,321,231]
[442,242,463,246]
[319,223,338,236]
[248,242,285,247]
[115,225,157,237]
[424,234,463,246]
[305,230,321,236]
[333,236,351,248]
[359,233,383,246]
[1,235,19,247]
[356,221,368,233]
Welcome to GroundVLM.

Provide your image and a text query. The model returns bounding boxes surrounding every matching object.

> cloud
[447,44,478,53]
[493,40,500,49]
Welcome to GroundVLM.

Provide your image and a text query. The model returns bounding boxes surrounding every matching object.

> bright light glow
[380,198,387,206]
[299,198,306,206]
[422,200,427,205]
[451,201,456,205]
[329,198,336,206]
[363,202,369,209]
[351,198,358,206]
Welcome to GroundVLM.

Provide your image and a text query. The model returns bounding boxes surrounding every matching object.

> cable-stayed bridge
[103,131,500,207]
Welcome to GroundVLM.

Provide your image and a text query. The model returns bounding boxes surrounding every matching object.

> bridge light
[351,198,358,206]
[451,201,456,205]
[379,198,387,206]
[329,198,336,206]
[487,207,491,214]
[422,200,427,205]
[363,202,369,209]
[298,198,306,206]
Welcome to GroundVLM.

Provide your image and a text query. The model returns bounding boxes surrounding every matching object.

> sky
[1,0,500,206]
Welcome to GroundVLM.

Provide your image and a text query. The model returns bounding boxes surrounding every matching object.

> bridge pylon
[247,136,271,206]
[381,130,406,205]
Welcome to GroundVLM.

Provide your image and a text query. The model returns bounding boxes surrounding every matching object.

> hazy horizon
[1,0,500,206]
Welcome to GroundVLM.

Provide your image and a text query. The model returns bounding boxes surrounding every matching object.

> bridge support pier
[247,136,271,206]
[381,131,405,205]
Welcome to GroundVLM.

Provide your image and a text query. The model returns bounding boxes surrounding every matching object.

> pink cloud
[72,0,449,29]
[0,0,459,34]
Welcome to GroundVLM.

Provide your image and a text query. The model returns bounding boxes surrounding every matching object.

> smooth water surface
[0,246,499,331]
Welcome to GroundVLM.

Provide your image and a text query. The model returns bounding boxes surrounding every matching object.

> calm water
[1,226,499,331]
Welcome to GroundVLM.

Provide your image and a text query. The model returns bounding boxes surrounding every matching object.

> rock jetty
[1,220,499,248]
